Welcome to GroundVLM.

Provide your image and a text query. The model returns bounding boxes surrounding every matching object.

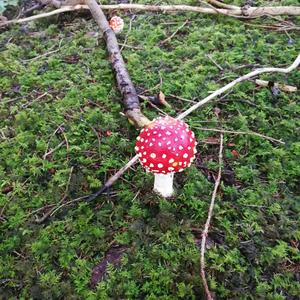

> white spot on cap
[142,158,147,163]
[179,168,184,172]
[147,133,150,136]
[143,151,147,155]
[168,147,171,150]
[150,153,156,158]
[138,153,142,157]
[169,158,174,163]
[186,128,189,132]
[168,167,174,171]
[181,135,185,139]
[176,153,179,156]
[145,129,149,132]
[152,138,156,141]
[137,136,140,141]
[161,126,166,130]
[166,131,171,136]
[163,137,166,140]
[167,141,171,145]
[183,153,188,158]
[153,131,157,134]
[162,154,167,158]
[149,143,153,146]
[141,146,144,149]
[140,138,144,142]
[145,139,148,143]
[150,163,154,167]
[179,145,183,150]
[187,162,191,167]
[190,138,193,142]
[179,162,182,166]
[193,148,197,154]
[158,134,162,137]
[158,142,162,147]
[175,138,178,142]
[135,146,139,151]
[191,132,195,138]
[188,146,191,150]
[158,163,163,168]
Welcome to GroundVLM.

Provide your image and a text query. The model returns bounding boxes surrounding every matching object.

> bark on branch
[2,3,300,27]
[85,0,150,128]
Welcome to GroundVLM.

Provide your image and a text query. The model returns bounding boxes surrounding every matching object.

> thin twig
[120,15,134,52]
[22,39,63,62]
[160,19,189,45]
[196,127,285,144]
[21,91,49,109]
[42,140,65,160]
[255,79,297,92]
[205,54,223,71]
[200,133,223,300]
[206,0,239,10]
[2,3,300,26]
[176,54,300,120]
[168,94,197,103]
[34,166,74,223]
[85,155,139,202]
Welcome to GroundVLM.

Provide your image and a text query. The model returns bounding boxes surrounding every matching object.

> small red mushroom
[135,116,197,197]
[109,16,124,34]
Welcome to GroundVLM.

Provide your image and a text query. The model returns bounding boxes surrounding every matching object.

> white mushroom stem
[153,173,174,198]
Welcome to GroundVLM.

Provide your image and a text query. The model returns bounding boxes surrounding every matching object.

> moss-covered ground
[0,0,299,299]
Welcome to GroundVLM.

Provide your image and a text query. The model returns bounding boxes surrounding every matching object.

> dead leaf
[91,246,127,287]
[231,150,240,158]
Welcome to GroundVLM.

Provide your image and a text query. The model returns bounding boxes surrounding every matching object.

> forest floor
[0,0,299,299]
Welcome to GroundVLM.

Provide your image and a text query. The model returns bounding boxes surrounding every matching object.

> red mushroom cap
[135,116,197,174]
[109,16,124,34]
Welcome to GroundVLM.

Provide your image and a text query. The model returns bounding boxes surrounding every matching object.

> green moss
[0,1,300,299]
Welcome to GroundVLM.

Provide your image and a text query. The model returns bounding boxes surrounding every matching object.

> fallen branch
[196,127,285,144]
[86,0,150,128]
[85,155,139,202]
[200,133,223,300]
[2,3,300,26]
[176,54,300,120]
[255,79,297,92]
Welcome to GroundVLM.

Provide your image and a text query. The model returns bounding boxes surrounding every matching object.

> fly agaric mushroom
[109,16,124,34]
[135,116,197,197]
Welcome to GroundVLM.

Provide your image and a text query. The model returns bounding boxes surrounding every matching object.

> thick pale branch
[1,3,300,26]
